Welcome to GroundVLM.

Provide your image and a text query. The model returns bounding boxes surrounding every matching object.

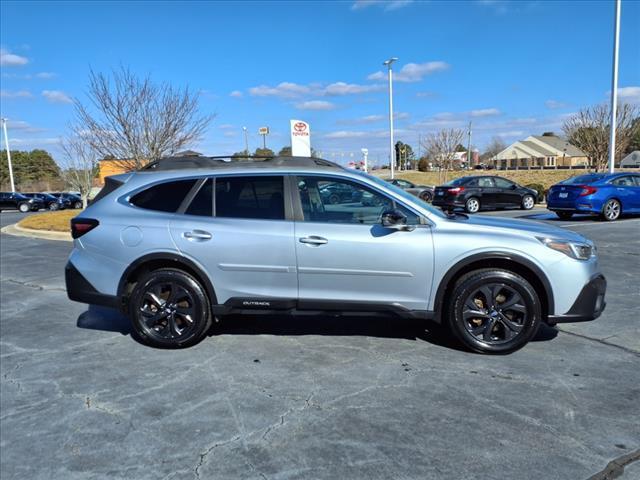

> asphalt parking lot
[1,207,639,480]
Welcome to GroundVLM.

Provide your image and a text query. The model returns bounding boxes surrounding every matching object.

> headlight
[537,237,595,260]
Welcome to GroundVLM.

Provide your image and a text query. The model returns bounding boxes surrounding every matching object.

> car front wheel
[49,202,59,211]
[602,199,621,221]
[18,203,30,213]
[74,201,83,209]
[420,191,433,202]
[521,195,535,210]
[446,268,542,354]
[129,268,212,348]
[465,197,480,213]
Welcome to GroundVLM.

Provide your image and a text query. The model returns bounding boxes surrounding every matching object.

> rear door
[169,175,298,306]
[477,177,499,205]
[292,174,434,311]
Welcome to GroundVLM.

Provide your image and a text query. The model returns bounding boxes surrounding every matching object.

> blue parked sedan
[547,172,640,221]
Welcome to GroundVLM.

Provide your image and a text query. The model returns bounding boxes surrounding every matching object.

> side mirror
[381,209,413,231]
[510,184,518,190]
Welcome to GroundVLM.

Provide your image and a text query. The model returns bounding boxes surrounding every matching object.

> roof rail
[140,155,343,171]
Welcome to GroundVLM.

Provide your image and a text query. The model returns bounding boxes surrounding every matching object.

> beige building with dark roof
[494,135,589,169]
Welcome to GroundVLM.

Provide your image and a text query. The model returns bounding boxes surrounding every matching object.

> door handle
[299,236,328,246]
[183,230,212,241]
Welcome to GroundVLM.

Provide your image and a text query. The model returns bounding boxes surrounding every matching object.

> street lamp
[384,57,398,179]
[242,126,249,155]
[1,118,15,192]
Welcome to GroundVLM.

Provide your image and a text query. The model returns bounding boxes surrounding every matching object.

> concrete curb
[1,223,73,242]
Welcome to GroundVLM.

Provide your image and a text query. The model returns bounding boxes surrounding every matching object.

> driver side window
[297,176,419,225]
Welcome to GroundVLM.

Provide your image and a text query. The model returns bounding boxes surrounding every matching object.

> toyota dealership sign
[290,119,311,157]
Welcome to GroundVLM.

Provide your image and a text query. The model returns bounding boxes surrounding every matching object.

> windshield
[561,174,604,185]
[354,171,447,218]
[444,177,467,186]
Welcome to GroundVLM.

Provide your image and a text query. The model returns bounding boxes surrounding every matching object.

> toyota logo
[294,122,307,132]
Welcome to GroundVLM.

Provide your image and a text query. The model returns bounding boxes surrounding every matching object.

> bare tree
[73,67,213,170]
[562,103,639,171]
[421,128,465,182]
[481,136,507,165]
[60,135,100,208]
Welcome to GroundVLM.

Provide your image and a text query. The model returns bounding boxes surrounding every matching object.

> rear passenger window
[186,179,213,216]
[215,176,284,220]
[130,179,197,212]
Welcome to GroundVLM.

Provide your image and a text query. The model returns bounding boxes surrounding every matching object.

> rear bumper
[432,198,464,208]
[65,261,120,309]
[548,274,606,323]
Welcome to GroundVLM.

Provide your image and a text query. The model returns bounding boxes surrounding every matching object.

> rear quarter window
[130,179,197,212]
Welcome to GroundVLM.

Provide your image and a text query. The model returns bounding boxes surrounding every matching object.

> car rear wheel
[129,268,212,348]
[465,197,480,213]
[74,201,83,209]
[18,203,30,213]
[521,195,535,210]
[328,193,340,205]
[49,202,59,211]
[419,191,433,202]
[446,268,542,354]
[602,199,621,221]
[555,212,573,220]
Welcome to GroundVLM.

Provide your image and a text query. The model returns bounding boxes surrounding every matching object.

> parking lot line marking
[561,219,640,228]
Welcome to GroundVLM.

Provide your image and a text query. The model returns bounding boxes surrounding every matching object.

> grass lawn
[18,209,79,232]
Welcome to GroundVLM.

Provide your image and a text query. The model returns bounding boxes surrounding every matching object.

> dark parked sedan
[432,176,538,213]
[50,192,83,209]
[23,193,65,211]
[385,178,435,202]
[0,192,45,212]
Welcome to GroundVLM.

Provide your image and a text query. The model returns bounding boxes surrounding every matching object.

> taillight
[71,218,99,239]
[448,187,465,194]
[578,185,598,196]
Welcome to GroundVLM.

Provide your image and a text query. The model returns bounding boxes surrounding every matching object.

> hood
[458,214,588,243]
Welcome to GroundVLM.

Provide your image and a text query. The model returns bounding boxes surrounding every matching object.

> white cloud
[35,72,56,79]
[497,130,525,138]
[617,86,640,103]
[368,61,450,83]
[470,108,501,117]
[416,91,437,98]
[295,100,336,110]
[1,120,45,133]
[229,90,243,98]
[218,124,235,129]
[249,82,311,98]
[351,0,414,11]
[0,89,33,98]
[324,82,384,95]
[42,90,72,103]
[545,99,568,109]
[324,130,370,139]
[9,137,60,146]
[0,48,28,66]
[337,114,384,125]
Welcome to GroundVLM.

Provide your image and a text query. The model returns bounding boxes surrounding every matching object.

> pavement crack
[1,277,66,293]
[557,329,640,356]
[586,448,640,480]
[194,435,242,479]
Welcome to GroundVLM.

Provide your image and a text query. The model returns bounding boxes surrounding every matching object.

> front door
[494,177,521,206]
[293,175,434,311]
[169,175,298,306]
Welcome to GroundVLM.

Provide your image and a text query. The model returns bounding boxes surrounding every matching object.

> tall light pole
[2,118,15,193]
[242,126,249,155]
[608,0,621,174]
[384,57,398,179]
[466,121,472,169]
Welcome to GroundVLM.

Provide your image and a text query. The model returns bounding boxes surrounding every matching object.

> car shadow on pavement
[75,308,558,352]
[77,305,132,335]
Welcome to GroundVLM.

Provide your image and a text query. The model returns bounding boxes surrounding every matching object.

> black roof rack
[141,155,343,171]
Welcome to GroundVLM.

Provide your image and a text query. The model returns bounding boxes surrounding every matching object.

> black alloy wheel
[129,268,212,348]
[447,268,541,354]
[420,191,433,202]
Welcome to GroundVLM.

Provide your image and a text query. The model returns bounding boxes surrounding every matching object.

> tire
[464,197,480,214]
[128,268,212,349]
[18,203,30,213]
[521,195,535,210]
[49,202,59,211]
[74,201,83,209]
[555,211,573,220]
[445,268,542,354]
[601,199,621,221]
[419,191,433,202]
[329,193,340,205]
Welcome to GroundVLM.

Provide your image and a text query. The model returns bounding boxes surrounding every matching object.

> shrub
[524,183,545,202]
[418,158,429,172]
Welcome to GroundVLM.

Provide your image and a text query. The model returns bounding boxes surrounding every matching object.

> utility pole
[384,57,398,179]
[242,126,249,155]
[466,121,472,170]
[608,0,621,174]
[2,118,15,193]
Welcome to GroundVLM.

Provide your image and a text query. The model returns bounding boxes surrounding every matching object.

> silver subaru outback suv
[66,156,606,354]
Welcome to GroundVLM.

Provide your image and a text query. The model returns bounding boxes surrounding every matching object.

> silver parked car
[66,156,606,353]
[386,178,434,202]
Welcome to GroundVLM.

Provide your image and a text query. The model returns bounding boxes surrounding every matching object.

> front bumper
[548,274,606,323]
[65,261,120,309]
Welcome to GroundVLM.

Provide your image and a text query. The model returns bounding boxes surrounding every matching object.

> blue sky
[1,0,639,166]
